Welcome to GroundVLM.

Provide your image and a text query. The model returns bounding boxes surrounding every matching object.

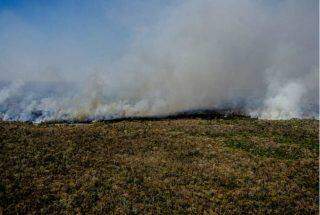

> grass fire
[0,0,318,214]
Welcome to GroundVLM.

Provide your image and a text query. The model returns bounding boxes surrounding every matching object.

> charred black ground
[42,109,251,124]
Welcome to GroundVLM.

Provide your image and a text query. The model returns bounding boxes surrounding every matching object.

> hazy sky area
[0,0,289,82]
[0,0,318,121]
[0,0,181,81]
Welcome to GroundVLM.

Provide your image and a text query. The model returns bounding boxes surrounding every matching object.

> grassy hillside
[0,118,318,214]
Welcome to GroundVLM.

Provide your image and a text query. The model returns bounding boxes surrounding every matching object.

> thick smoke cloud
[0,0,318,122]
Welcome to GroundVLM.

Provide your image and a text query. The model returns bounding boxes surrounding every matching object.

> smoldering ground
[0,0,318,122]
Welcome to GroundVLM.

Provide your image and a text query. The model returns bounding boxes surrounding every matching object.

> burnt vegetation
[44,108,250,124]
[0,117,318,214]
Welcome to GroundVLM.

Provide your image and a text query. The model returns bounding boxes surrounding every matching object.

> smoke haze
[0,0,318,122]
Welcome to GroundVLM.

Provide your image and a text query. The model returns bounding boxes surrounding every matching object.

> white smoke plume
[0,80,23,104]
[0,0,318,122]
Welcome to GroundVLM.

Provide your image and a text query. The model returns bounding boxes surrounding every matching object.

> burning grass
[0,118,318,214]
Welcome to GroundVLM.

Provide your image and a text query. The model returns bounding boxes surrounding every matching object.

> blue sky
[0,0,280,61]
[0,0,312,82]
[0,0,178,66]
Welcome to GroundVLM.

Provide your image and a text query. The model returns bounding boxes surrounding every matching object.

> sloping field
[0,118,318,214]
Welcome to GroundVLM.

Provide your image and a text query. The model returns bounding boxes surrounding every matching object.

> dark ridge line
[41,109,252,125]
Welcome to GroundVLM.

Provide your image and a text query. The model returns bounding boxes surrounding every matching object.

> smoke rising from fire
[0,0,318,122]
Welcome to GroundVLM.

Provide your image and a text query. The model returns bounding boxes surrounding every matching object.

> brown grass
[0,118,318,214]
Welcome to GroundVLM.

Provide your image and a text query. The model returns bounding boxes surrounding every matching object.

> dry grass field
[0,118,318,214]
